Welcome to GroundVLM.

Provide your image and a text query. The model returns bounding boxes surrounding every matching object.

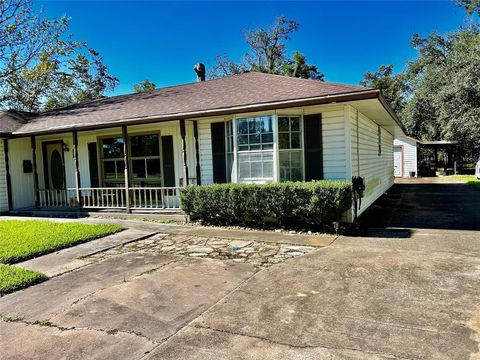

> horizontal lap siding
[350,107,394,216]
[9,138,35,209]
[0,143,8,212]
[393,138,417,176]
[321,108,347,180]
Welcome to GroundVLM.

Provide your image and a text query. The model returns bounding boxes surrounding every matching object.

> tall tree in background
[133,79,156,93]
[360,64,406,114]
[209,16,323,80]
[0,0,118,112]
[456,0,480,14]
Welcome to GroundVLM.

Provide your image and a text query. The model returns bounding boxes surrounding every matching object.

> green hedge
[180,181,352,226]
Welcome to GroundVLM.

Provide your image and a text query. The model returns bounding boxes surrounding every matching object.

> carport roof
[0,72,405,136]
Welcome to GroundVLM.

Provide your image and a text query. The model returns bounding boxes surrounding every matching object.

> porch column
[193,120,201,185]
[72,130,81,207]
[179,119,189,186]
[122,126,131,213]
[31,136,40,209]
[3,139,13,211]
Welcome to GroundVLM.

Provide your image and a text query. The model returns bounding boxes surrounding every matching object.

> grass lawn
[0,264,47,295]
[0,221,124,264]
[450,175,480,190]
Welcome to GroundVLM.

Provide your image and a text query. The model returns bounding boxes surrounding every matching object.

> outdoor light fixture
[62,142,70,152]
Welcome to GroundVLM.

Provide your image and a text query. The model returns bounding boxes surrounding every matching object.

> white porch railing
[37,187,183,210]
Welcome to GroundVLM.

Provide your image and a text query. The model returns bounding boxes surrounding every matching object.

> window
[100,133,162,186]
[226,120,234,182]
[101,137,125,182]
[130,134,161,183]
[237,116,274,181]
[278,116,303,181]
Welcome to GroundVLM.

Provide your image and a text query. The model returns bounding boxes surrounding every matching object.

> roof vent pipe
[194,63,206,82]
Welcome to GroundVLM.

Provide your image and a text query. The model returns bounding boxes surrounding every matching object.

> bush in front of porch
[180,181,352,228]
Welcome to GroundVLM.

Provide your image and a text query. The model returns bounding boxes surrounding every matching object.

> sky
[36,0,474,96]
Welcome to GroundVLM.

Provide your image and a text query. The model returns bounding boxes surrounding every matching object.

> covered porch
[5,118,202,213]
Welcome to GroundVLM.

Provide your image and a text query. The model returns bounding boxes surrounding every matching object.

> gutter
[7,88,402,137]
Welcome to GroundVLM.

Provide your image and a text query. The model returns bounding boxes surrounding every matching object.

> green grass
[450,175,480,190]
[0,264,47,295]
[0,221,124,264]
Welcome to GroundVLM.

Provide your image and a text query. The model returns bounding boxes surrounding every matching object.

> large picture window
[237,116,274,181]
[100,133,162,186]
[278,116,303,182]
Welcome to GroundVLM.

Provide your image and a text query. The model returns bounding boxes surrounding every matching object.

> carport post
[72,130,81,207]
[122,126,131,213]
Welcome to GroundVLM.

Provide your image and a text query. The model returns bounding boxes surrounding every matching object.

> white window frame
[276,114,304,182]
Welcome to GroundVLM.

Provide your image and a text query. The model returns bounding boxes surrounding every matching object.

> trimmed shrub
[180,181,352,227]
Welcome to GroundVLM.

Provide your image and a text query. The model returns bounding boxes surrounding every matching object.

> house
[0,71,406,220]
[393,136,421,178]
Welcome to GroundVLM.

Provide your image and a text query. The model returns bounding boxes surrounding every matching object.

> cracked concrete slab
[146,325,391,360]
[187,246,480,359]
[51,257,256,342]
[0,252,177,320]
[0,321,154,360]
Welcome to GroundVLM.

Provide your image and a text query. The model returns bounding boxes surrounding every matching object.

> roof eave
[10,89,384,137]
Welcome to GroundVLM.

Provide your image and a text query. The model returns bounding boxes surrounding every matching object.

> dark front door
[88,142,99,187]
[43,142,65,190]
[303,114,323,181]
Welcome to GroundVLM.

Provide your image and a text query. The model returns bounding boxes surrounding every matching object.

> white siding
[9,138,36,209]
[0,141,8,213]
[393,137,418,177]
[349,106,394,216]
[319,107,347,180]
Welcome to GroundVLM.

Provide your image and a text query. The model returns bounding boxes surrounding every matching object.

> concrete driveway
[1,182,479,359]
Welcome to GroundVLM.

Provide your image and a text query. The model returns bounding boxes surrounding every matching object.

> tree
[360,64,406,114]
[0,0,118,112]
[284,51,324,80]
[209,16,323,80]
[133,79,156,93]
[456,0,480,15]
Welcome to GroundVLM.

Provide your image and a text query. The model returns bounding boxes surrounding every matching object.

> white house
[0,72,406,219]
[393,137,421,178]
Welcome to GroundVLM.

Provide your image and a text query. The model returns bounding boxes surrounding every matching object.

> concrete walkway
[16,228,158,277]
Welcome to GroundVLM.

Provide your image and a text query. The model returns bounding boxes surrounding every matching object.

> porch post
[179,119,189,186]
[193,120,201,185]
[3,139,13,211]
[31,136,40,209]
[72,130,81,207]
[122,126,131,213]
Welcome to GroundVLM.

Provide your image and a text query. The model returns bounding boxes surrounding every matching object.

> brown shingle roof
[1,72,375,135]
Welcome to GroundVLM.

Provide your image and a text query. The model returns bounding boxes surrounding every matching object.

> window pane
[262,117,273,133]
[238,135,248,145]
[249,134,261,144]
[290,117,300,131]
[278,117,289,132]
[131,134,159,157]
[279,133,290,149]
[262,143,273,150]
[146,159,161,178]
[132,159,146,179]
[291,133,301,149]
[238,120,248,134]
[104,161,116,179]
[116,160,125,176]
[262,133,273,143]
[251,161,262,178]
[102,138,124,159]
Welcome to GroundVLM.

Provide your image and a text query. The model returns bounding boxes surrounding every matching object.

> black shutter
[87,142,99,187]
[304,114,323,181]
[211,122,226,183]
[161,136,176,187]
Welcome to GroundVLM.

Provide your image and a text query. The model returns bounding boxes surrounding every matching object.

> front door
[394,146,403,177]
[44,142,65,190]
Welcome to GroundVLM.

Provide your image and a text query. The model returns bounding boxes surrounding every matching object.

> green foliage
[180,181,352,227]
[0,221,123,264]
[209,16,323,80]
[360,64,406,114]
[0,0,118,112]
[0,264,47,295]
[456,0,480,14]
[133,79,156,93]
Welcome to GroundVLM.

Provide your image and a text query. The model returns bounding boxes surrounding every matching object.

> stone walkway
[88,233,317,268]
